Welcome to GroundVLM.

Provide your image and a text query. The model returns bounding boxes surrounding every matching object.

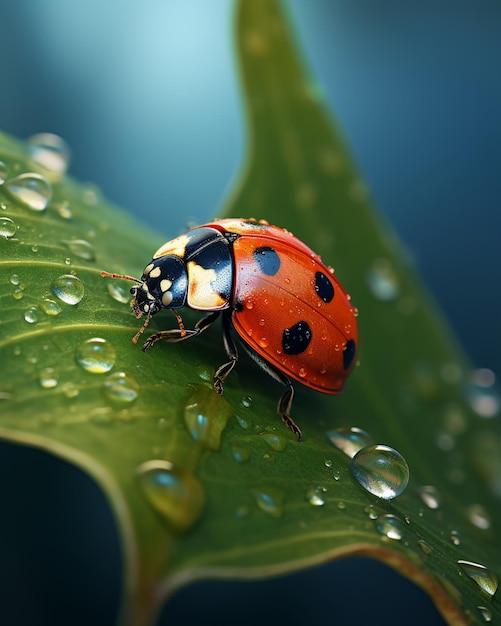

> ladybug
[102,218,358,440]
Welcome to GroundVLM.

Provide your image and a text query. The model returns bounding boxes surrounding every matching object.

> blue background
[0,1,499,624]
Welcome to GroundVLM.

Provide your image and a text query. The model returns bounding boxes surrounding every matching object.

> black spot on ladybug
[253,246,280,276]
[315,271,334,303]
[343,339,356,370]
[282,321,312,355]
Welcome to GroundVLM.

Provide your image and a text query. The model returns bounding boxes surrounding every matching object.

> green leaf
[0,2,499,626]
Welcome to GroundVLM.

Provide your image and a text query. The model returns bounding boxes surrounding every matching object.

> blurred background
[0,1,499,624]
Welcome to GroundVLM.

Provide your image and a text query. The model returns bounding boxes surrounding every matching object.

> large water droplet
[102,372,139,404]
[260,431,287,452]
[466,504,491,530]
[457,560,498,599]
[477,606,492,622]
[5,173,52,211]
[0,216,17,238]
[251,485,284,518]
[366,258,400,300]
[27,132,70,175]
[38,367,58,389]
[39,298,62,316]
[24,306,40,324]
[230,441,250,463]
[184,385,233,451]
[136,460,205,532]
[418,485,441,510]
[327,426,374,458]
[350,444,409,499]
[374,514,406,540]
[51,274,84,304]
[107,283,129,304]
[305,485,327,506]
[75,338,115,374]
[63,239,96,262]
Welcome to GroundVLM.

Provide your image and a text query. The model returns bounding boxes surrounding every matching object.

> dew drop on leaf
[38,367,58,389]
[51,274,84,304]
[184,385,233,451]
[0,216,17,238]
[5,172,52,211]
[366,258,400,301]
[326,426,374,458]
[466,504,491,530]
[230,441,250,463]
[374,514,406,541]
[102,372,139,404]
[136,460,206,532]
[39,298,62,316]
[260,431,287,452]
[305,485,327,506]
[27,132,70,175]
[418,485,441,510]
[75,338,115,374]
[23,306,40,324]
[63,239,96,262]
[350,444,409,500]
[250,485,284,518]
[477,606,492,622]
[457,560,498,599]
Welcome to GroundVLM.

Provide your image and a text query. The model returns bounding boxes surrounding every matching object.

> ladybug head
[130,256,187,319]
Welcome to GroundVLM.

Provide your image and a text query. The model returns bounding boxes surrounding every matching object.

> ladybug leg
[142,311,220,351]
[276,377,302,442]
[213,311,238,395]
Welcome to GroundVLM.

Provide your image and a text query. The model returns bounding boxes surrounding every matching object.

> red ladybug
[102,218,358,440]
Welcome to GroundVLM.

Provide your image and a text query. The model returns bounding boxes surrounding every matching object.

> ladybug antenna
[100,271,141,284]
[132,308,152,344]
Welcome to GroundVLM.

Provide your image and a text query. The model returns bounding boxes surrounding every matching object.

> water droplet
[450,530,461,546]
[467,369,499,418]
[366,258,400,300]
[12,289,24,300]
[31,244,39,253]
[51,274,84,304]
[466,504,491,530]
[38,367,58,389]
[9,274,20,286]
[477,606,492,622]
[107,282,130,304]
[418,485,441,510]
[0,161,7,184]
[260,431,287,452]
[24,306,40,324]
[305,485,327,506]
[457,560,498,599]
[27,132,70,174]
[324,459,333,468]
[364,505,378,520]
[374,514,406,540]
[5,173,52,211]
[250,485,284,518]
[230,441,250,463]
[235,413,253,430]
[63,239,96,262]
[102,372,139,404]
[0,216,17,238]
[184,385,233,451]
[350,444,409,500]
[327,426,374,458]
[136,459,205,532]
[53,200,73,219]
[241,396,253,408]
[75,337,115,374]
[61,382,79,398]
[39,298,62,316]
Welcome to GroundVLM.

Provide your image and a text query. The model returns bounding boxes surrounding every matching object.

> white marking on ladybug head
[153,234,190,259]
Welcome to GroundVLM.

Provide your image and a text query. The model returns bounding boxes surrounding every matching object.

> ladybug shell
[207,219,358,393]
